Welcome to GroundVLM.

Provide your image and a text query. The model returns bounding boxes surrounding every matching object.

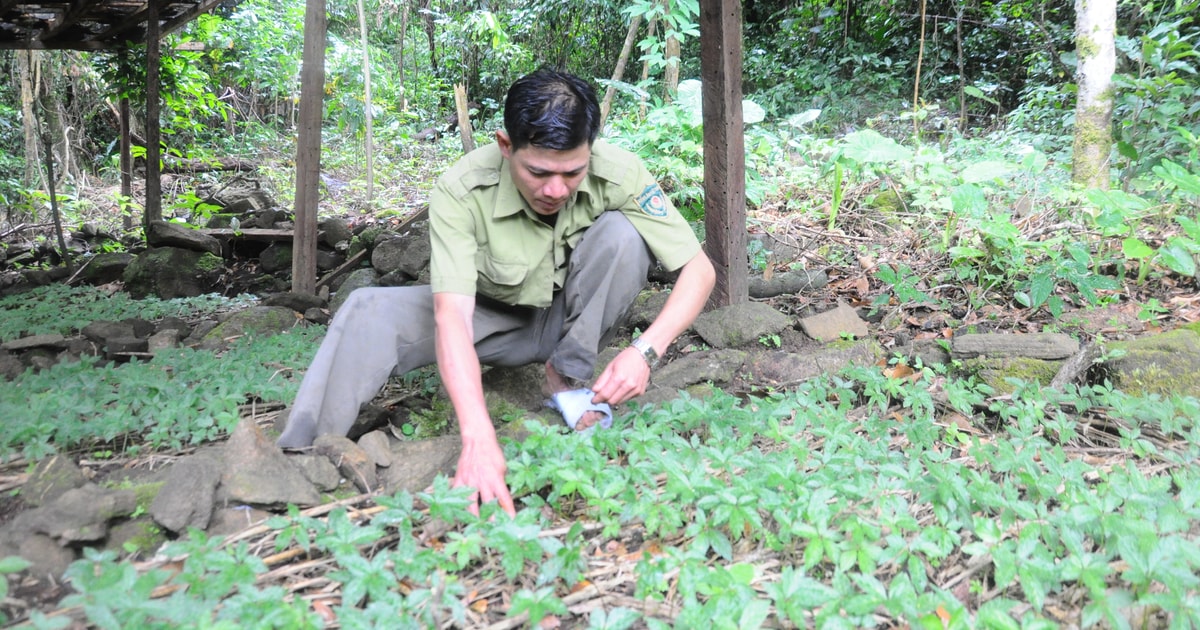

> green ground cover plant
[0,322,319,462]
[22,363,1200,628]
[0,285,255,343]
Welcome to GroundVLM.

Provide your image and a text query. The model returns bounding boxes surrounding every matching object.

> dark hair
[503,68,600,151]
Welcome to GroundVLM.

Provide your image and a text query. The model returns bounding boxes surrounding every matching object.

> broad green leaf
[1121,237,1155,259]
[839,129,914,164]
[1152,159,1200,196]
[963,84,1000,105]
[1158,239,1198,276]
[950,183,989,215]
[960,160,1015,184]
[787,109,822,127]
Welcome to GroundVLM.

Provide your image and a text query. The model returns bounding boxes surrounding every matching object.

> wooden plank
[199,228,317,240]
[699,0,747,307]
[291,0,326,295]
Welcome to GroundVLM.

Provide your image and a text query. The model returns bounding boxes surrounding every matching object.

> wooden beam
[292,0,326,295]
[119,85,133,230]
[699,0,747,308]
[144,0,162,226]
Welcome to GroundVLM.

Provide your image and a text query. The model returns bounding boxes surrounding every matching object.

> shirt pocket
[476,253,529,302]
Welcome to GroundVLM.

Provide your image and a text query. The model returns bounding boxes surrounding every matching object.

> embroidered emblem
[636,183,668,217]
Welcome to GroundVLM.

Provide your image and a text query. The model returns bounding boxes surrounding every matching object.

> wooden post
[144,0,162,227]
[292,0,327,295]
[700,0,747,308]
[119,82,133,230]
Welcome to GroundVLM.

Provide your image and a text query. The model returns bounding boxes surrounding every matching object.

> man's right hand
[452,433,516,517]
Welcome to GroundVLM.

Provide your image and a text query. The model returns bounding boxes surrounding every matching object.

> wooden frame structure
[3,0,747,302]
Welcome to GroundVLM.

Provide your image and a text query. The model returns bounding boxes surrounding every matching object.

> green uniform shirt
[429,139,701,308]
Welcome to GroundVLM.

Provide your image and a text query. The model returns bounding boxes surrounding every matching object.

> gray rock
[316,250,345,272]
[0,352,24,380]
[23,455,88,508]
[329,268,380,314]
[290,454,342,492]
[197,306,300,351]
[625,291,670,332]
[222,419,321,508]
[1,334,68,352]
[77,252,134,285]
[314,435,377,493]
[304,307,330,325]
[320,217,353,249]
[798,302,870,342]
[147,329,182,354]
[15,534,76,580]
[951,333,1079,360]
[207,506,272,538]
[379,435,462,494]
[357,431,394,468]
[749,269,829,299]
[693,302,793,349]
[155,316,192,336]
[743,340,884,388]
[105,336,149,358]
[649,349,750,396]
[150,454,223,533]
[1106,326,1200,399]
[259,242,293,274]
[121,317,156,338]
[262,291,327,314]
[145,220,222,256]
[14,484,137,543]
[81,320,137,344]
[122,247,224,299]
[371,233,431,278]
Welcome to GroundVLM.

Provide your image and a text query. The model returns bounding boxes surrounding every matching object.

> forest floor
[2,163,1199,627]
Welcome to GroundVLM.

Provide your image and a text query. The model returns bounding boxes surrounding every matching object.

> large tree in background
[1071,0,1117,190]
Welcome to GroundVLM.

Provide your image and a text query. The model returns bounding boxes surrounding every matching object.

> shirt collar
[492,150,600,220]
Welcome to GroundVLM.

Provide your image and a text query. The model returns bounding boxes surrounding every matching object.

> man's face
[497,130,590,216]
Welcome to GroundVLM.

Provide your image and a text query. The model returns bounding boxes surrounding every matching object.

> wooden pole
[292,0,327,295]
[699,0,747,308]
[145,0,162,227]
[119,53,133,231]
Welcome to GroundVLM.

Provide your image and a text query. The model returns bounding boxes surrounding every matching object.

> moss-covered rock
[122,247,224,299]
[960,356,1062,395]
[1106,327,1200,398]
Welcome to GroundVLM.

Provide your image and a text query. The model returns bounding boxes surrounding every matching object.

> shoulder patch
[636,183,669,217]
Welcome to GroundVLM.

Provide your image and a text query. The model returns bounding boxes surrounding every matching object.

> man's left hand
[591,346,651,406]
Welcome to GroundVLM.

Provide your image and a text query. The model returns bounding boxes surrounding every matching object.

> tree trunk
[17,50,40,191]
[663,0,680,102]
[357,0,375,203]
[639,17,657,118]
[399,0,410,111]
[422,0,438,72]
[1071,0,1116,190]
[453,83,475,154]
[912,0,927,136]
[600,14,642,130]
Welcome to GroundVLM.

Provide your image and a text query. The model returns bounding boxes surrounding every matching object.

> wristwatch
[631,337,660,369]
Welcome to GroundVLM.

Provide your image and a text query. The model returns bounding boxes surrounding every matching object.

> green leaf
[0,556,32,573]
[1121,237,1155,260]
[839,129,914,164]
[1028,272,1054,308]
[1152,159,1200,196]
[1159,239,1198,276]
[960,160,1015,184]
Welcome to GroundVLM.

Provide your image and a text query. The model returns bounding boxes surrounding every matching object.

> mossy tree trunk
[1071,0,1117,190]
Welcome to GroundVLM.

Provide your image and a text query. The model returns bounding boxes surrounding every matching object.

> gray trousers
[276,211,653,447]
